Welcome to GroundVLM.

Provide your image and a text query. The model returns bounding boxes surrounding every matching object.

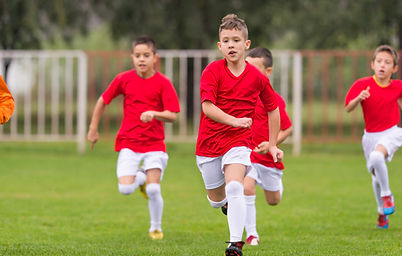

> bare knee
[265,191,281,205]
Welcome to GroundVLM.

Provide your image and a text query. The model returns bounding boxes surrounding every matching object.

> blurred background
[1,0,401,153]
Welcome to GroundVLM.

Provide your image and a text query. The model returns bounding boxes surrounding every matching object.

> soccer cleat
[377,214,389,229]
[382,195,395,215]
[221,202,228,215]
[246,235,259,246]
[225,241,245,256]
[149,230,164,240]
[139,181,148,199]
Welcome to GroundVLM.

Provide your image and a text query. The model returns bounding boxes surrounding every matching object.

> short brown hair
[219,14,248,40]
[372,45,399,67]
[132,35,156,54]
[247,47,273,68]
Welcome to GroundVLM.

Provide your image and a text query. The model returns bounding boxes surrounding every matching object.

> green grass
[0,141,401,255]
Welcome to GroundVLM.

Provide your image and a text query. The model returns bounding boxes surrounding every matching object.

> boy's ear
[245,40,251,50]
[393,64,399,74]
[217,41,222,50]
[266,67,273,77]
[154,53,161,71]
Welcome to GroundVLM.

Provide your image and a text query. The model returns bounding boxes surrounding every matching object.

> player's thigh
[117,148,142,184]
[142,151,168,182]
[196,156,225,189]
[222,146,251,183]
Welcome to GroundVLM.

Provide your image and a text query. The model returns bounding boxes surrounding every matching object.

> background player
[87,35,180,239]
[243,47,293,245]
[345,45,402,229]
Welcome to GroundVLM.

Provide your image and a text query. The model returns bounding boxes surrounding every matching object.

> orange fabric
[0,75,15,124]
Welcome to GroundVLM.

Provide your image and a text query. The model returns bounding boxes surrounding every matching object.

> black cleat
[221,202,228,215]
[225,241,245,256]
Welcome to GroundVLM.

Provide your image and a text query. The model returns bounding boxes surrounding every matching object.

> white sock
[245,195,258,238]
[146,183,163,232]
[371,175,384,214]
[207,195,227,208]
[135,170,146,186]
[225,181,246,242]
[369,151,392,197]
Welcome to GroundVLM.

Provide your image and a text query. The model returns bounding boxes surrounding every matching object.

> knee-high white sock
[146,183,163,232]
[372,175,383,214]
[369,151,391,197]
[245,195,258,238]
[225,181,246,242]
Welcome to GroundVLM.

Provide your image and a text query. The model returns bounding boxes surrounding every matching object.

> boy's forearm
[277,126,292,145]
[202,101,235,125]
[267,107,280,147]
[345,97,360,112]
[153,110,177,122]
[89,97,106,131]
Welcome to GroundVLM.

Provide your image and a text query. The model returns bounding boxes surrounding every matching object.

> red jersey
[251,93,292,169]
[345,76,402,132]
[196,59,278,157]
[102,70,180,153]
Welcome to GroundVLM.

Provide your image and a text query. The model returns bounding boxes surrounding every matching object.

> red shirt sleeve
[200,64,218,104]
[161,78,180,113]
[102,74,124,105]
[259,75,278,112]
[277,94,292,130]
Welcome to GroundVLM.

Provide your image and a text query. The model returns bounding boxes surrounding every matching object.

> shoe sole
[377,223,389,229]
[225,249,242,256]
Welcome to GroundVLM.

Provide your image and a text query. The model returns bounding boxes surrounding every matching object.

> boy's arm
[278,126,293,144]
[87,97,107,150]
[201,100,252,128]
[345,86,370,112]
[141,110,177,123]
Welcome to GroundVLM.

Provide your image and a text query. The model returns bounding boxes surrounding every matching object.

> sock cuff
[207,195,227,208]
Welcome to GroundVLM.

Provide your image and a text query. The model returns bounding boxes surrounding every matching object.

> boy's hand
[87,129,99,150]
[232,117,252,128]
[141,111,155,123]
[254,141,270,154]
[358,86,370,101]
[269,146,283,162]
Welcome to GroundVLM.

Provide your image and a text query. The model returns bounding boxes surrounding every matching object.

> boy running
[87,35,180,239]
[196,14,283,256]
[345,45,402,229]
[244,47,293,245]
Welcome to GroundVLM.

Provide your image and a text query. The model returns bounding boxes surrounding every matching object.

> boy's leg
[225,164,247,243]
[146,168,163,235]
[371,174,383,214]
[244,175,259,241]
[368,145,391,197]
[116,148,145,195]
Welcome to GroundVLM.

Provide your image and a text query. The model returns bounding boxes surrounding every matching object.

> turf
[0,141,401,255]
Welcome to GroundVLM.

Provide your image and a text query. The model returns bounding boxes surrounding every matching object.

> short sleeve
[277,95,292,130]
[102,74,123,105]
[259,76,278,112]
[161,79,180,112]
[345,80,364,106]
[200,66,218,104]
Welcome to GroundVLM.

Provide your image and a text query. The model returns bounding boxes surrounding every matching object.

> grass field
[0,141,401,255]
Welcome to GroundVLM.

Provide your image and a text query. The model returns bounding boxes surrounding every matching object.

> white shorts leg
[117,148,168,181]
[362,126,402,171]
[196,146,252,190]
[252,163,283,192]
[246,165,261,184]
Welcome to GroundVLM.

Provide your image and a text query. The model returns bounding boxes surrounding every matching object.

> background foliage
[1,0,402,50]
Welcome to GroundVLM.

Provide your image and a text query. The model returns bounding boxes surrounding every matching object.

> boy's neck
[136,69,156,79]
[226,59,246,77]
[373,75,391,87]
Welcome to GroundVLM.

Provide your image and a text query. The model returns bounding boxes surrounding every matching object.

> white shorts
[362,125,402,171]
[116,148,168,179]
[196,146,252,190]
[247,163,283,192]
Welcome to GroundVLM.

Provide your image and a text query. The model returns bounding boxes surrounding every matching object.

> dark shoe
[225,241,245,256]
[221,202,228,215]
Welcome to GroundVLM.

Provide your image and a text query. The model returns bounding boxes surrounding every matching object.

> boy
[243,47,293,245]
[87,35,180,239]
[345,45,402,229]
[196,14,283,256]
[0,74,15,124]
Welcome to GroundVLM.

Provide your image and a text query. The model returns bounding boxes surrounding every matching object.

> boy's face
[131,44,157,78]
[217,29,250,63]
[371,51,398,81]
[245,56,272,77]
